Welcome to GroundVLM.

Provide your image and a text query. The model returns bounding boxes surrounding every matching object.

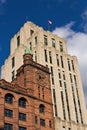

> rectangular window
[52,38,55,48]
[44,49,48,62]
[5,109,13,118]
[49,51,52,64]
[62,126,65,130]
[35,51,37,62]
[17,36,20,47]
[40,118,45,126]
[61,91,66,120]
[49,120,52,128]
[12,70,15,81]
[59,80,62,87]
[35,36,37,44]
[4,123,13,130]
[30,29,34,36]
[71,60,75,72]
[50,66,54,85]
[53,89,58,117]
[44,35,48,45]
[70,73,73,83]
[59,41,63,52]
[19,113,26,121]
[12,57,15,68]
[30,42,32,50]
[35,116,38,124]
[58,72,61,79]
[67,59,71,71]
[56,54,59,66]
[19,126,26,130]
[60,56,64,68]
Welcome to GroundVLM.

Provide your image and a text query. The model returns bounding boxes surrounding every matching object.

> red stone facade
[0,53,55,130]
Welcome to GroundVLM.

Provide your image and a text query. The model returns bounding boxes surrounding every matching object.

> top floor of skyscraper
[10,21,68,55]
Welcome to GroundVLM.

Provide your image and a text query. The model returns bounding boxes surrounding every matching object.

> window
[71,60,75,72]
[12,57,15,68]
[35,36,37,44]
[30,42,32,50]
[17,36,20,47]
[40,118,45,126]
[59,80,62,87]
[53,89,58,117]
[5,109,13,118]
[49,51,52,64]
[44,35,48,45]
[18,98,26,108]
[35,116,38,124]
[62,126,65,130]
[5,94,13,104]
[35,51,37,62]
[67,59,71,71]
[52,38,55,48]
[60,56,64,68]
[4,123,13,130]
[39,104,45,113]
[68,128,71,130]
[44,49,48,62]
[59,41,63,52]
[50,66,55,85]
[58,72,61,79]
[12,70,15,81]
[19,126,26,130]
[30,29,34,36]
[61,91,66,120]
[56,54,59,66]
[19,113,26,121]
[42,87,44,99]
[49,120,52,128]
[70,73,73,83]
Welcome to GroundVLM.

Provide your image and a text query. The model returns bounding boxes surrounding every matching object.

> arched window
[18,97,26,108]
[39,104,45,113]
[5,93,13,104]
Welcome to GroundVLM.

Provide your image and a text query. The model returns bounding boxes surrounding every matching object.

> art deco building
[1,21,87,130]
[0,50,55,130]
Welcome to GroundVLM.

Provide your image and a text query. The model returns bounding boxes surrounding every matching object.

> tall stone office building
[1,21,87,130]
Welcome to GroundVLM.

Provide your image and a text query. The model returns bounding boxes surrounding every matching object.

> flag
[48,20,52,24]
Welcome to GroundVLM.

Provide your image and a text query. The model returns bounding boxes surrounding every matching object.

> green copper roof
[25,47,30,54]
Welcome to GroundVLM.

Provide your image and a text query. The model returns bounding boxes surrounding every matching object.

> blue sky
[0,0,87,105]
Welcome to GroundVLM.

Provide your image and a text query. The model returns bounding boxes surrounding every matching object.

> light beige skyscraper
[1,21,87,130]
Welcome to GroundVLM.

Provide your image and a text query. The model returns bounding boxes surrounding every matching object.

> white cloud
[53,22,87,106]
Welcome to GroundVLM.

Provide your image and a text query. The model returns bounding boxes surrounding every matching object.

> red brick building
[0,52,55,130]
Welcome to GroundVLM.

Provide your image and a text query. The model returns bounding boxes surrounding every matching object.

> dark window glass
[30,30,34,36]
[56,54,59,66]
[12,70,15,81]
[35,36,37,44]
[5,109,13,118]
[49,120,52,128]
[59,41,63,52]
[40,118,45,126]
[71,60,75,72]
[59,80,62,87]
[44,35,48,45]
[17,36,20,47]
[12,57,15,68]
[5,94,13,104]
[61,91,66,120]
[52,38,55,48]
[18,98,26,108]
[30,42,32,50]
[19,113,26,121]
[60,56,64,68]
[4,123,13,130]
[67,59,71,71]
[39,104,45,113]
[35,116,38,124]
[19,126,26,130]
[44,49,48,62]
[49,51,52,64]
